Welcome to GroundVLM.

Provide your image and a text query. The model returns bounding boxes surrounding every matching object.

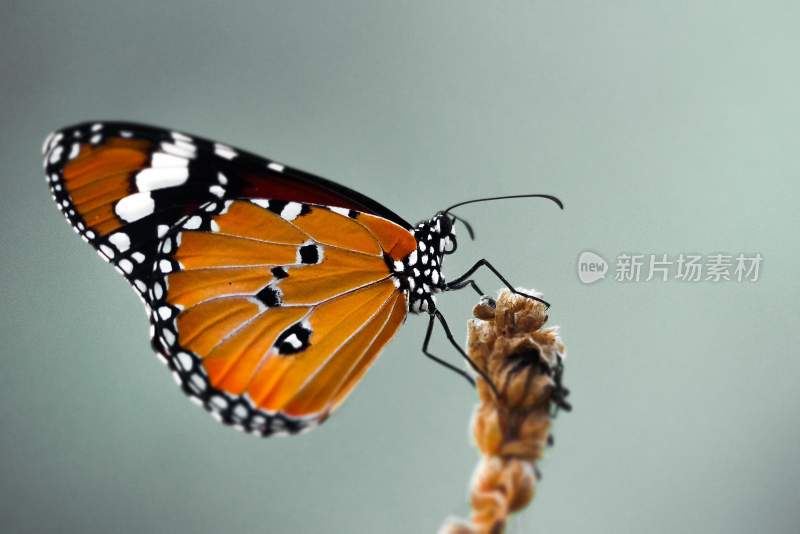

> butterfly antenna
[450,214,475,240]
[443,194,564,215]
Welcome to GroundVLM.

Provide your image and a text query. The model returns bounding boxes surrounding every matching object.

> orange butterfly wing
[149,199,416,435]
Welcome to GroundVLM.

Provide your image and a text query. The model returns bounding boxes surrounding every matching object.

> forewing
[42,121,411,303]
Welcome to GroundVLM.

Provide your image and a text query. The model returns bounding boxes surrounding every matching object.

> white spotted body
[391,212,456,314]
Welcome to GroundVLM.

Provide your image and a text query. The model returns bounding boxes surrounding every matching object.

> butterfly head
[429,211,458,256]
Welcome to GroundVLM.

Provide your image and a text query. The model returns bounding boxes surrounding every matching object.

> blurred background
[1,2,798,533]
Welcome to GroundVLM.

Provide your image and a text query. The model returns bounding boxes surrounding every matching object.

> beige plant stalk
[441,289,569,534]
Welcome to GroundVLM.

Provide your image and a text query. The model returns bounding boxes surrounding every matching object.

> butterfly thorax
[390,212,456,314]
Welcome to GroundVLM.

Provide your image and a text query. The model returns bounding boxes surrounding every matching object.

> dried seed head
[442,289,569,534]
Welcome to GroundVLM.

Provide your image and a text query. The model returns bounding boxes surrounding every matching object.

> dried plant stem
[440,289,569,534]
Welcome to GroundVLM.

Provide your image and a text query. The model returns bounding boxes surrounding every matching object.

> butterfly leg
[446,278,485,298]
[431,311,500,398]
[446,259,550,308]
[421,314,476,387]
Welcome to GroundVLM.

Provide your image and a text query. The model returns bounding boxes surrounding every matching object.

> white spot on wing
[176,352,193,371]
[330,206,350,216]
[42,131,55,155]
[118,258,134,274]
[136,167,189,192]
[160,140,196,158]
[151,152,189,168]
[115,193,155,222]
[280,202,303,221]
[268,162,285,172]
[153,282,164,299]
[251,199,269,209]
[183,216,202,230]
[210,396,228,410]
[189,373,206,391]
[284,333,302,349]
[108,232,131,252]
[214,143,237,160]
[48,145,63,164]
[171,131,192,142]
[162,328,175,346]
[99,244,115,259]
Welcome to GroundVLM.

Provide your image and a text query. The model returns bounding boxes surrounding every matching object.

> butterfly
[42,121,562,436]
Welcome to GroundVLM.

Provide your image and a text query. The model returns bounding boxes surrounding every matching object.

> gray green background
[1,2,798,533]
